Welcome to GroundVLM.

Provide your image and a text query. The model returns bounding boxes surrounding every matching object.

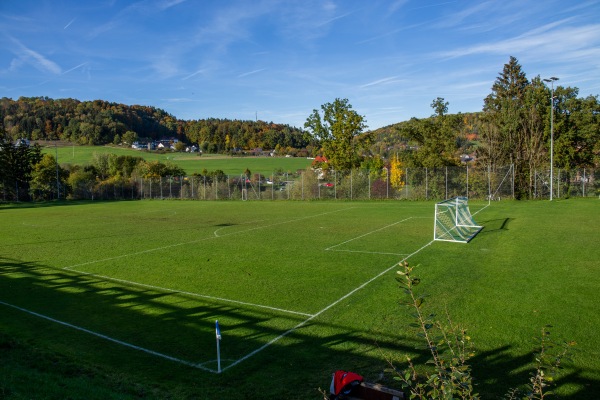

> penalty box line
[0,299,216,373]
[325,216,418,253]
[64,207,356,271]
[59,207,360,319]
[223,239,435,373]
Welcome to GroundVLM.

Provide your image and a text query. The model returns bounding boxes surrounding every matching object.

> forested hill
[0,96,307,151]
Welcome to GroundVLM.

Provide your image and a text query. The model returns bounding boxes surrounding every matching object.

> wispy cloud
[182,69,206,80]
[64,17,77,29]
[432,0,492,29]
[360,76,402,88]
[238,68,266,78]
[158,0,187,10]
[316,11,353,27]
[438,24,600,60]
[62,62,89,75]
[9,38,61,74]
[388,0,409,15]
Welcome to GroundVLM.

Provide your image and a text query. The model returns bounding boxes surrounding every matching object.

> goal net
[434,197,483,243]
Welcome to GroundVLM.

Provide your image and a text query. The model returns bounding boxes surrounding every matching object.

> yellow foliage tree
[389,154,405,189]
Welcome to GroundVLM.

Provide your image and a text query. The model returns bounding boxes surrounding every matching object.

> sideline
[0,299,215,372]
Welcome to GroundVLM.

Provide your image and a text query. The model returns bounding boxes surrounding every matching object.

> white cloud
[238,68,266,78]
[438,24,600,61]
[10,38,62,75]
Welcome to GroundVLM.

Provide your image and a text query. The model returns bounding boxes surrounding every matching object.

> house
[15,138,30,147]
[311,155,328,167]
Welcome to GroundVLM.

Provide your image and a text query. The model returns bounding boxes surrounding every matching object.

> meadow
[42,144,312,175]
[0,199,598,399]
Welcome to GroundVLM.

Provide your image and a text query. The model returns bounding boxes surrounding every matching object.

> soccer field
[0,199,598,399]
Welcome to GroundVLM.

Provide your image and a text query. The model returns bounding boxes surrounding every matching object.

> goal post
[434,196,483,243]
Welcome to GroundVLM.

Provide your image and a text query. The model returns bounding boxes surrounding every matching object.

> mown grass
[0,199,598,399]
[41,144,312,175]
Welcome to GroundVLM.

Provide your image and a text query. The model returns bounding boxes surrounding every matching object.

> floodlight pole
[543,77,559,201]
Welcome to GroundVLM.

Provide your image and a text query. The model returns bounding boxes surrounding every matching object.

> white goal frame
[434,196,483,243]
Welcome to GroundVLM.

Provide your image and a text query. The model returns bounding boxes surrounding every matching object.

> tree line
[317,57,599,199]
[1,56,598,201]
[0,97,307,152]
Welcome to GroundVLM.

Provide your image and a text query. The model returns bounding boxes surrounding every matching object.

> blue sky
[1,0,599,130]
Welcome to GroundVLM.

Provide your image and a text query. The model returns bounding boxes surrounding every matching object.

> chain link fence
[54,165,600,201]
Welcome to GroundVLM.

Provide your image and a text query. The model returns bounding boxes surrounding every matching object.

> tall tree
[553,89,600,170]
[0,138,43,201]
[482,56,530,197]
[304,98,368,171]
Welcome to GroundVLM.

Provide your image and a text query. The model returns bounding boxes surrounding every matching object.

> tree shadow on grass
[0,257,597,399]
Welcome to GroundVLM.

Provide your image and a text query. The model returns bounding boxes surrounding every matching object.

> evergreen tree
[0,138,43,201]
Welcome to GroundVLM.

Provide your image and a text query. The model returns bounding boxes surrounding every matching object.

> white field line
[471,202,490,217]
[327,249,410,256]
[61,208,357,318]
[325,217,413,251]
[62,268,314,318]
[64,207,355,270]
[213,219,265,237]
[0,300,216,373]
[12,207,433,373]
[222,239,435,373]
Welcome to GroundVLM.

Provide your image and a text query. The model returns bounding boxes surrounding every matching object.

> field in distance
[41,144,312,175]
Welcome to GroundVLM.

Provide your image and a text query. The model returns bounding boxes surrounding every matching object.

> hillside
[0,97,307,152]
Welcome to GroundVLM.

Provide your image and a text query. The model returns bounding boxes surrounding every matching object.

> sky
[1,0,599,130]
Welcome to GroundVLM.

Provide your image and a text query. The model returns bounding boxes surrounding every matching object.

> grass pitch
[0,199,598,399]
[43,144,312,175]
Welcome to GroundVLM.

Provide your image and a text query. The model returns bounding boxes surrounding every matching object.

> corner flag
[215,320,222,373]
[215,320,222,341]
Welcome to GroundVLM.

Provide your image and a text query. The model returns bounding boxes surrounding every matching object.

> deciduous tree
[304,98,369,171]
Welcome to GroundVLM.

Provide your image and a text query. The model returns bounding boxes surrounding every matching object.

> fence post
[425,167,428,200]
[583,168,586,197]
[466,165,469,199]
[512,164,515,199]
[445,167,448,199]
[386,167,389,199]
[488,165,491,201]
[403,168,407,199]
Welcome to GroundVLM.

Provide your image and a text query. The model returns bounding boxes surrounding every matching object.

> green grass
[42,144,312,175]
[0,199,599,399]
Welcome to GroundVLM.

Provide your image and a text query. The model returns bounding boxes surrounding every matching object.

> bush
[389,262,574,400]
